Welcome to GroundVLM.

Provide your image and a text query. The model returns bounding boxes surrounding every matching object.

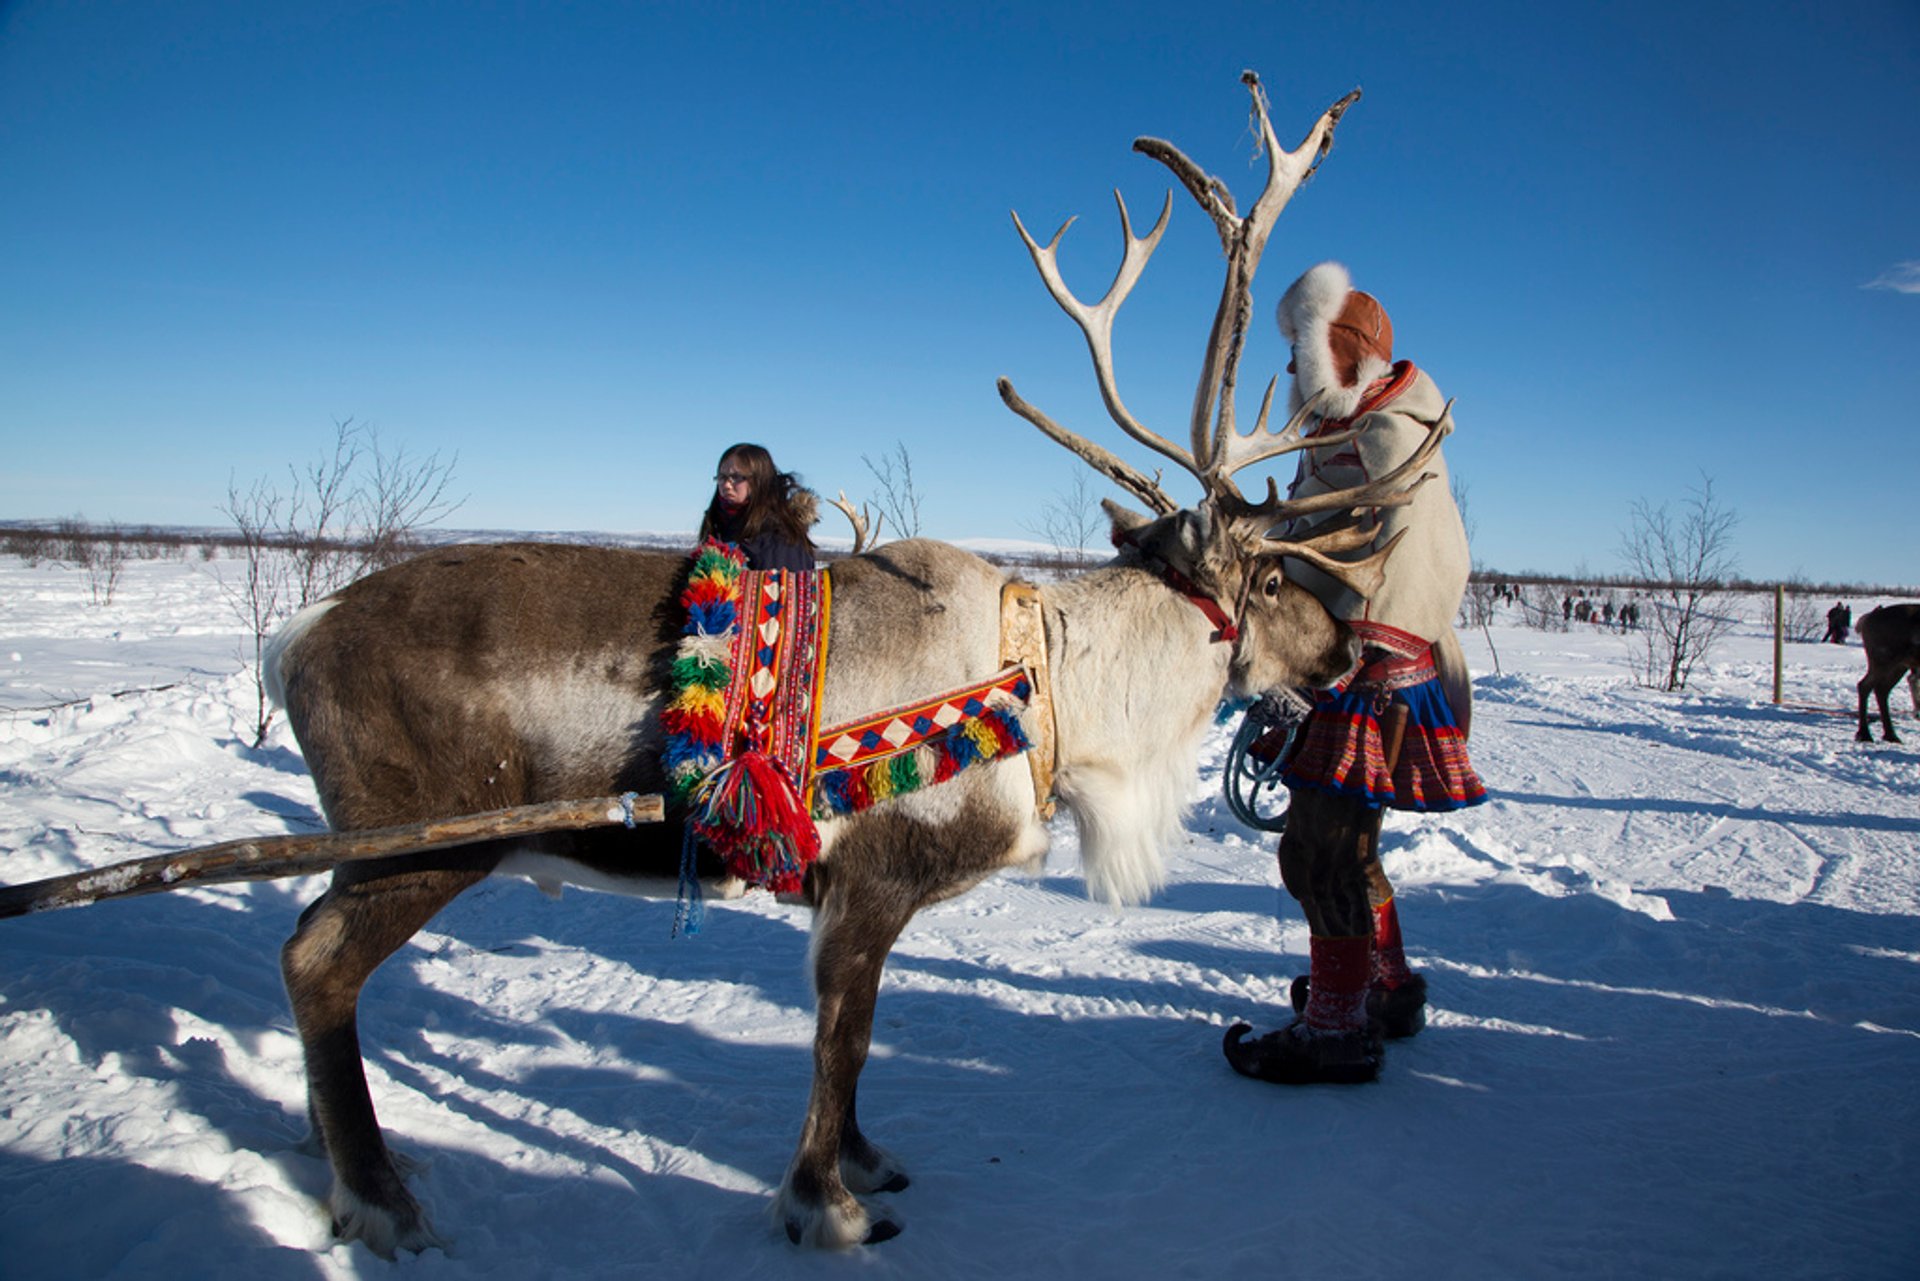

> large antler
[998,71,1361,511]
[999,190,1184,514]
[996,374,1180,516]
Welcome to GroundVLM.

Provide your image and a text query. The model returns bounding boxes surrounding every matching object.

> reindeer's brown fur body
[1856,603,1920,743]
[269,534,1356,1251]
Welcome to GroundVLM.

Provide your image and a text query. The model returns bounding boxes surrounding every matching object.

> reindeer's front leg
[775,867,914,1247]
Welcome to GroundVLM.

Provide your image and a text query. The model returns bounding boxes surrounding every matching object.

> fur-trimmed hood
[1277,261,1395,420]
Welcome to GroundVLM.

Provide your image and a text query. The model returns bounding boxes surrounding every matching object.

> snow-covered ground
[1,554,1915,1280]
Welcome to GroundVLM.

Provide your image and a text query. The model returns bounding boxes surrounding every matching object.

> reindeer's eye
[1262,571,1285,600]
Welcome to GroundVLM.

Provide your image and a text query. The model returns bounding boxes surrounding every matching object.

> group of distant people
[1562,591,1638,632]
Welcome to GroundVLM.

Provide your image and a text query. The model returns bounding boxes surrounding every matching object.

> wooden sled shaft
[0,793,664,920]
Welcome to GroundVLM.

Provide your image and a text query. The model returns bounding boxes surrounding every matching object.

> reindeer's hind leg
[1860,673,1901,743]
[1859,676,1883,741]
[282,860,487,1257]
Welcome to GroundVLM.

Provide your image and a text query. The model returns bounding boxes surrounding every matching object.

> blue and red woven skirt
[1280,621,1486,812]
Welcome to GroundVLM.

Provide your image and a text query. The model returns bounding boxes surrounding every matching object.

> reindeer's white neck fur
[1042,564,1230,907]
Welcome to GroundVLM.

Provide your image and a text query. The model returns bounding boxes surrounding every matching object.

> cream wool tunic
[1280,361,1469,647]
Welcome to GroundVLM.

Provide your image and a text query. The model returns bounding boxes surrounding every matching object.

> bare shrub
[218,477,294,746]
[1618,474,1741,691]
[83,523,129,606]
[220,420,463,745]
[288,421,363,604]
[1519,583,1568,632]
[1023,470,1104,571]
[355,426,461,573]
[2,527,54,564]
[52,515,90,564]
[862,441,922,541]
[39,515,130,605]
[1459,578,1500,629]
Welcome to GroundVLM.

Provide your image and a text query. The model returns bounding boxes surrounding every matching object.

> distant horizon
[3,514,1913,598]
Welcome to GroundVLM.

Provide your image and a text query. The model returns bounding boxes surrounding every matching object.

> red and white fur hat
[1276,261,1394,420]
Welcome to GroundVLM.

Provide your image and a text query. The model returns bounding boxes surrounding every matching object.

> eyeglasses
[714,472,751,485]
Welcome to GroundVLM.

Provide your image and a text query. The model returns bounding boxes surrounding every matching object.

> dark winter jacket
[709,508,815,573]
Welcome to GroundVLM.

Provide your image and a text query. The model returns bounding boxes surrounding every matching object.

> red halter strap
[1111,528,1240,644]
[1160,565,1240,643]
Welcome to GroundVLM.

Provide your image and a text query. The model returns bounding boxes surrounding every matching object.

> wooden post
[1773,584,1785,705]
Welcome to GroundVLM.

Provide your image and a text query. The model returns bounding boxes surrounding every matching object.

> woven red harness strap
[813,666,1034,771]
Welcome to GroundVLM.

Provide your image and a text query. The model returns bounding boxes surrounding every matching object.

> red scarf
[1309,360,1418,436]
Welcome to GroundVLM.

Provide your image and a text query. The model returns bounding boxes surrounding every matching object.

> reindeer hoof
[839,1136,909,1194]
[783,1213,901,1248]
[324,1152,444,1258]
[329,1190,444,1259]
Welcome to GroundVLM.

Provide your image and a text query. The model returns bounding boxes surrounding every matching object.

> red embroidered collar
[1350,619,1428,660]
[1310,360,1419,436]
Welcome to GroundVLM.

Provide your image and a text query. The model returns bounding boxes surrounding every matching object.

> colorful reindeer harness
[662,541,1041,898]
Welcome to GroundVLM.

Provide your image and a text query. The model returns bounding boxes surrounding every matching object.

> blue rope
[673,827,706,937]
[1223,693,1302,833]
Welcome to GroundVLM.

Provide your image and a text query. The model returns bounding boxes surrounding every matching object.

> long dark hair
[698,443,815,551]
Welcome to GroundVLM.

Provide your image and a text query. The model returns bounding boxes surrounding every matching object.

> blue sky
[3,1,1916,586]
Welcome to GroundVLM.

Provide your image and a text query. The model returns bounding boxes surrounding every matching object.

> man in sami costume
[1225,262,1486,1086]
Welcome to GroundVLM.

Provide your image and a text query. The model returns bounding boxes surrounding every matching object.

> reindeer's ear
[1113,505,1216,577]
[1102,498,1153,541]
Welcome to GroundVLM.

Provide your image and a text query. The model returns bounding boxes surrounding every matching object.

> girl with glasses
[698,443,817,572]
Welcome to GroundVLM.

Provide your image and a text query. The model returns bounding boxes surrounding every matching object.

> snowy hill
[1,554,1915,1279]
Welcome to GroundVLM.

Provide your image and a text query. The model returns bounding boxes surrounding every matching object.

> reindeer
[1856,603,1920,742]
[264,73,1436,1253]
